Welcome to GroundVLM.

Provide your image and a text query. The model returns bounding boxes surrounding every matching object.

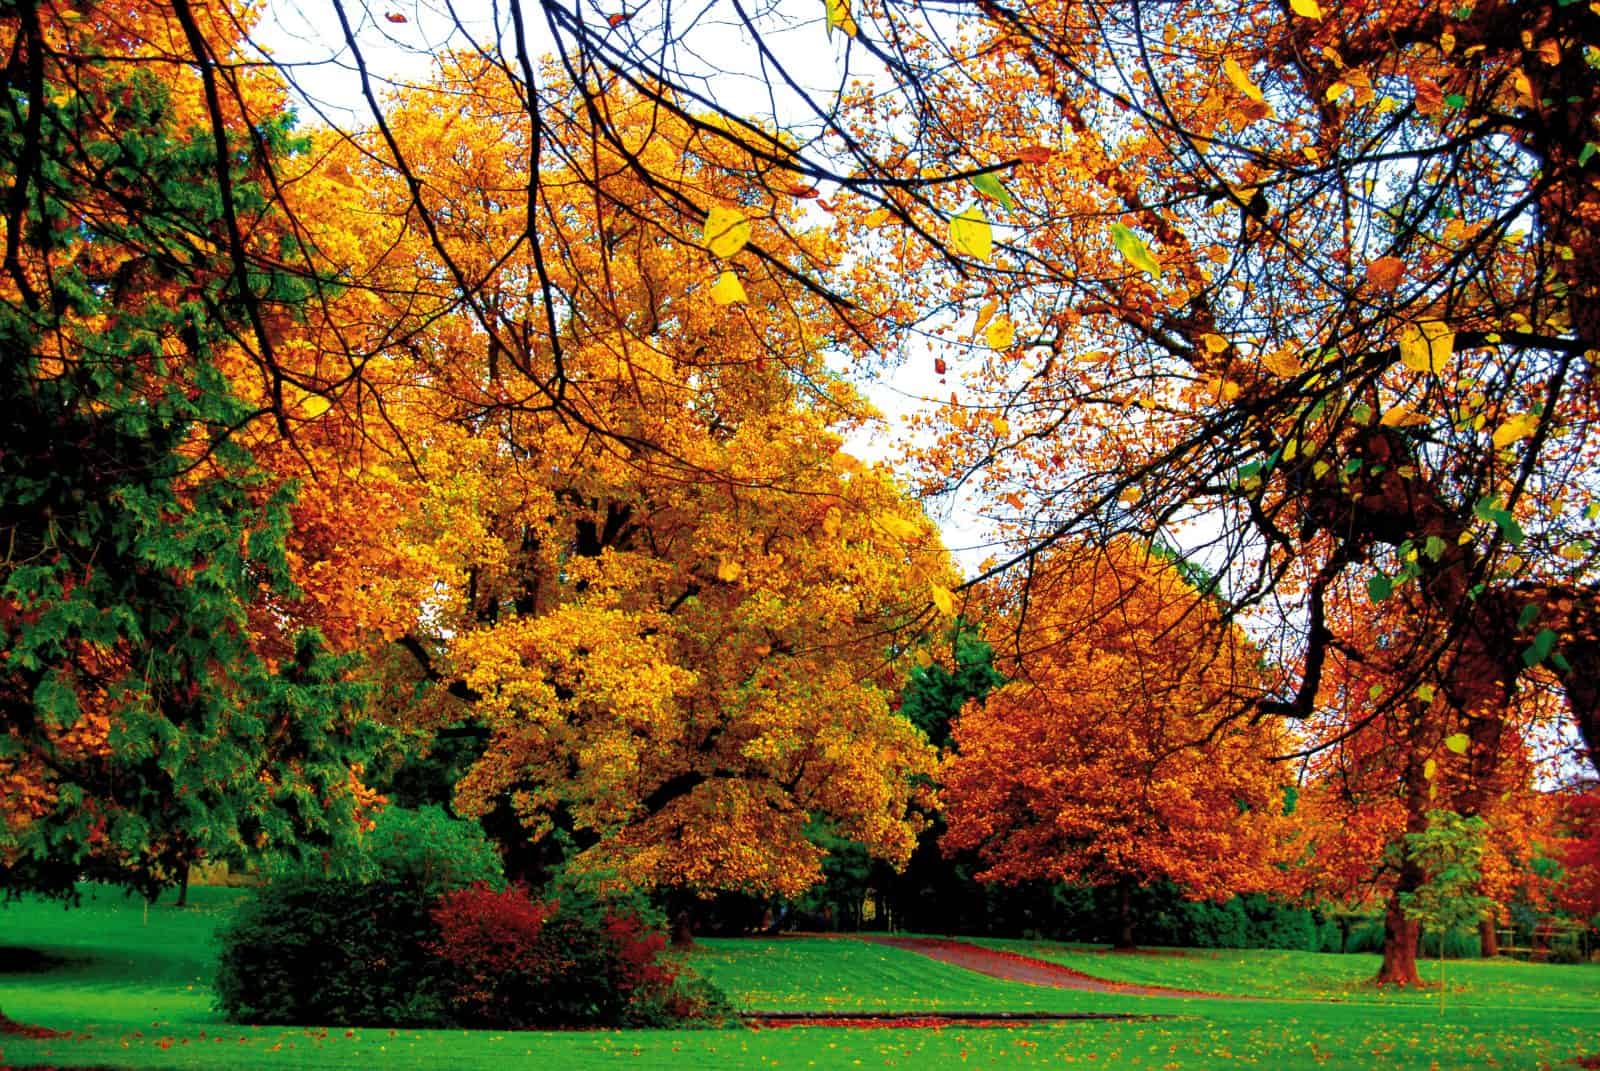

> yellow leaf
[298,393,332,418]
[1290,0,1322,18]
[929,583,956,617]
[1416,684,1436,703]
[975,298,998,333]
[985,315,1016,350]
[1444,732,1470,754]
[1491,412,1539,449]
[1261,349,1303,378]
[703,205,750,258]
[1423,758,1437,780]
[1202,333,1229,355]
[863,208,891,227]
[877,513,922,541]
[1380,402,1429,427]
[824,0,858,38]
[950,206,993,262]
[1326,81,1349,103]
[1512,68,1533,100]
[1223,57,1264,102]
[716,560,743,582]
[1398,320,1455,374]
[710,270,748,305]
[1118,485,1143,506]
[822,507,842,537]
[1109,222,1162,279]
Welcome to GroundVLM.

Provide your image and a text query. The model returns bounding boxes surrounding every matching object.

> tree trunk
[1112,880,1136,950]
[670,908,696,949]
[1376,892,1423,986]
[1479,915,1499,958]
[174,859,190,908]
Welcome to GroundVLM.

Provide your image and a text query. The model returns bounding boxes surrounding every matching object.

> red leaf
[607,11,631,25]
[384,11,408,23]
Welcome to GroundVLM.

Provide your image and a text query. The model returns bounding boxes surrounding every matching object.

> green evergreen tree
[0,59,381,905]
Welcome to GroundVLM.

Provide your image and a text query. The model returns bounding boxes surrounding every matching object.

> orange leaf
[384,11,408,23]
[1412,76,1443,116]
[1366,256,1404,292]
[607,12,631,26]
[1015,145,1056,165]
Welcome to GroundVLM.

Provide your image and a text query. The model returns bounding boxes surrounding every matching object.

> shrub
[360,805,503,894]
[430,881,730,1028]
[214,878,448,1026]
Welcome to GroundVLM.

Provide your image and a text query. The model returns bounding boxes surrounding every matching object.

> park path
[858,936,1233,999]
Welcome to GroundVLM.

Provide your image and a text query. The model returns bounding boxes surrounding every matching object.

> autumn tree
[0,0,385,921]
[941,540,1295,948]
[256,65,953,907]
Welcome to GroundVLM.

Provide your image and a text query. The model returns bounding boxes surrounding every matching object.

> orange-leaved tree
[941,540,1296,948]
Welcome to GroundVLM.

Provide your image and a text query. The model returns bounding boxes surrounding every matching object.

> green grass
[2,890,1596,1070]
[972,938,1600,1009]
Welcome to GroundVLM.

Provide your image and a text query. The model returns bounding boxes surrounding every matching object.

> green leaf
[1368,573,1393,603]
[1581,142,1598,167]
[1443,733,1470,754]
[968,170,1016,210]
[1109,223,1162,279]
[1523,627,1558,668]
[1551,652,1573,672]
[1516,603,1540,631]
[1422,535,1447,561]
[1444,93,1466,109]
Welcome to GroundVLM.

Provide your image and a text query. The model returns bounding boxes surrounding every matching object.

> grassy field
[1,888,1596,1070]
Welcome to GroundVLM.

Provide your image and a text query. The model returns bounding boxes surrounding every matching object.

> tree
[1398,810,1493,1009]
[941,540,1294,948]
[274,70,953,904]
[0,4,384,913]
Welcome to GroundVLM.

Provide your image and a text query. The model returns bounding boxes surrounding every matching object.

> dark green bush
[214,878,448,1026]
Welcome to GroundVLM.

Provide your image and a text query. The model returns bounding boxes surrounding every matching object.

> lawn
[1,889,1595,1070]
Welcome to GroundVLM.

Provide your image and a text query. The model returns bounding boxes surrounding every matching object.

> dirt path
[861,936,1233,999]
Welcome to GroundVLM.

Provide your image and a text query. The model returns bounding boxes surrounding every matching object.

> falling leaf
[933,356,947,375]
[1109,222,1161,279]
[975,298,998,332]
[787,183,820,198]
[863,207,891,228]
[969,171,1017,210]
[986,315,1016,350]
[1368,573,1393,602]
[824,0,857,38]
[1443,733,1470,754]
[1118,485,1143,506]
[299,394,332,418]
[384,11,408,23]
[929,583,956,617]
[1423,758,1437,780]
[1398,320,1454,374]
[1415,684,1436,703]
[607,12,631,26]
[1015,145,1055,164]
[1366,256,1404,291]
[703,205,750,258]
[1290,0,1322,18]
[1202,333,1228,355]
[1223,58,1265,102]
[710,270,747,305]
[1491,412,1539,449]
[950,205,993,262]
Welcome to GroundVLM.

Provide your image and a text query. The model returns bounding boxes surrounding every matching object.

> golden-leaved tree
[257,61,952,902]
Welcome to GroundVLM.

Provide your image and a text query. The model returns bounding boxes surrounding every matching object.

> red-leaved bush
[429,882,728,1027]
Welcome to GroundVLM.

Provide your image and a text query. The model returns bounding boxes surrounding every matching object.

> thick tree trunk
[1376,893,1423,986]
[1479,915,1500,958]
[1112,881,1136,950]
